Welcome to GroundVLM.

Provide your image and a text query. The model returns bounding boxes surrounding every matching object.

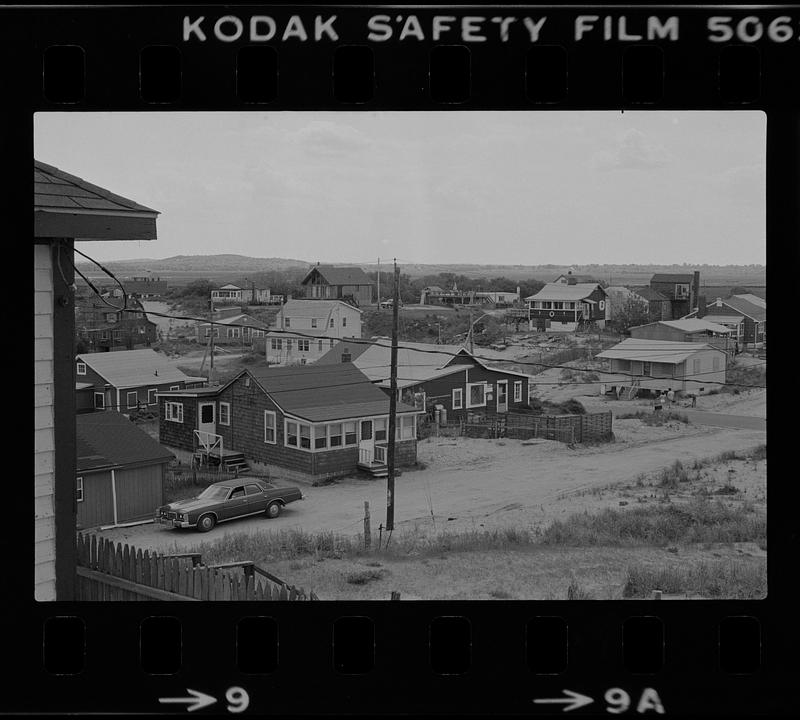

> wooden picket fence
[462,410,613,444]
[75,533,318,601]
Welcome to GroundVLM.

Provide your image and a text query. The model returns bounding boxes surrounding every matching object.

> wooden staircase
[357,460,388,478]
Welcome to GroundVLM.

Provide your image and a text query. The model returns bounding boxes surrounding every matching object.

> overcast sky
[35,111,765,266]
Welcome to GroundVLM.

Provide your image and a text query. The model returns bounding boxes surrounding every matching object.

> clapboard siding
[77,471,114,529]
[114,464,166,522]
[34,243,56,601]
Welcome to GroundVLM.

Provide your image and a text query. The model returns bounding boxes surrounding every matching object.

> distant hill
[76,255,766,287]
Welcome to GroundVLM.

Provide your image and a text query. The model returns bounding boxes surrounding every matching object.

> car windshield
[198,485,231,501]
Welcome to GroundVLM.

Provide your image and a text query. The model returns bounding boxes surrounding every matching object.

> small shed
[76,412,173,529]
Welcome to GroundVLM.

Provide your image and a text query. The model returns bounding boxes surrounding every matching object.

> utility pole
[469,307,474,353]
[386,259,399,532]
[377,257,380,305]
[209,297,215,385]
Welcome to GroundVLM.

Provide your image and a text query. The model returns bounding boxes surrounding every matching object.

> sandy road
[97,422,766,554]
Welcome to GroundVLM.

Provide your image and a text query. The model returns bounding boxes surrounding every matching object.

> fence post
[364,501,371,551]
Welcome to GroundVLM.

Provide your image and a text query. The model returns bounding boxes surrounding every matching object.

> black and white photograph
[34,110,766,601]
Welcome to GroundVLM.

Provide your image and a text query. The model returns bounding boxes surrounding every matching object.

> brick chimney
[698,295,707,317]
[692,271,700,308]
[567,270,576,285]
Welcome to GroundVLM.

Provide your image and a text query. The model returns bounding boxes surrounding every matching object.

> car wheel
[197,514,216,532]
[266,501,282,519]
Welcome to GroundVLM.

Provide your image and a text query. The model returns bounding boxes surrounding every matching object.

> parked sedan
[155,479,304,532]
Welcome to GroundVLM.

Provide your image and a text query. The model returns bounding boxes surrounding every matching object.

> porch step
[357,462,388,478]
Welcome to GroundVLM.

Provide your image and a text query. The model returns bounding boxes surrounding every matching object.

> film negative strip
[9,0,797,716]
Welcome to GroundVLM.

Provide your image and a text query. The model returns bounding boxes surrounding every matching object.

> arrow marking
[159,689,218,712]
[533,689,594,713]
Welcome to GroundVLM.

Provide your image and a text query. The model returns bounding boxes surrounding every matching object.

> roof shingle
[77,412,173,472]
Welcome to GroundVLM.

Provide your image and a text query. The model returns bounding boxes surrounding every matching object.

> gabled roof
[525,282,603,302]
[77,412,173,472]
[630,286,669,302]
[732,294,766,310]
[279,299,363,318]
[595,338,725,364]
[709,296,766,322]
[76,349,206,388]
[301,265,373,287]
[650,273,695,283]
[658,319,732,334]
[217,284,242,291]
[35,160,159,241]
[240,363,418,422]
[196,313,269,327]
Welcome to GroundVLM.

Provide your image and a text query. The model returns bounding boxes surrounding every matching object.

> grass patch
[345,569,387,585]
[489,588,513,599]
[723,363,766,392]
[656,461,691,490]
[566,579,593,600]
[623,560,766,599]
[617,410,690,426]
[540,498,765,547]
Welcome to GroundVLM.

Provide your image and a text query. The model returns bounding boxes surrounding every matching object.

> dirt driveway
[97,419,766,554]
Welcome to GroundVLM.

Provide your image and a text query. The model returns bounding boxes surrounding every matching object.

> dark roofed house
[76,412,173,530]
[649,271,700,319]
[690,295,766,349]
[35,159,160,601]
[301,264,374,307]
[158,363,422,483]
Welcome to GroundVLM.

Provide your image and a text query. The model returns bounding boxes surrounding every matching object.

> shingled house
[301,264,374,307]
[649,271,701,319]
[34,160,159,600]
[75,292,158,352]
[524,277,608,332]
[687,295,766,349]
[158,363,422,482]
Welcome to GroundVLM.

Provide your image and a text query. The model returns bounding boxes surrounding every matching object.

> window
[284,318,291,327]
[311,318,318,328]
[318,340,323,352]
[513,381,523,402]
[126,391,138,409]
[374,417,387,441]
[100,331,109,340]
[227,327,241,339]
[93,392,104,409]
[330,339,335,348]
[329,423,343,447]
[330,318,334,328]
[200,404,215,423]
[553,301,563,310]
[397,415,415,440]
[452,388,463,409]
[342,317,347,327]
[264,411,276,443]
[229,486,246,499]
[219,402,231,426]
[285,420,298,447]
[314,425,327,449]
[76,477,83,503]
[76,362,86,376]
[286,339,293,349]
[467,382,486,408]
[542,301,552,309]
[106,312,117,322]
[253,330,264,337]
[298,339,310,352]
[361,420,373,441]
[344,421,357,446]
[300,358,307,365]
[170,385,180,391]
[148,389,158,405]
[299,424,311,449]
[642,362,652,377]
[165,401,184,423]
[271,338,282,350]
[245,483,263,496]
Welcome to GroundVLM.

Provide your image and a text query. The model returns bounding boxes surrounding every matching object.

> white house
[265,299,363,365]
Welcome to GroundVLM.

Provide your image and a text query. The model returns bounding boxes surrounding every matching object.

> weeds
[566,579,593,600]
[345,569,387,585]
[656,461,690,489]
[617,410,690,426]
[622,559,766,599]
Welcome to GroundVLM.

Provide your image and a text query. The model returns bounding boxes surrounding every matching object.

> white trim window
[396,415,416,440]
[264,411,276,443]
[165,401,184,423]
[93,392,105,409]
[314,425,328,450]
[170,385,180,391]
[374,417,387,442]
[311,318,318,328]
[76,362,86,376]
[148,388,158,405]
[466,382,487,408]
[76,476,83,503]
[452,388,463,409]
[513,380,523,402]
[126,391,138,409]
[328,423,343,447]
[271,338,282,350]
[343,421,357,446]
[219,402,231,426]
[284,318,291,328]
[298,339,310,352]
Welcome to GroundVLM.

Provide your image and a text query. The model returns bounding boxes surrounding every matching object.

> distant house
[595,338,727,396]
[211,284,280,305]
[301,264,374,307]
[34,159,159,600]
[76,348,206,413]
[266,299,362,365]
[420,285,478,306]
[195,313,270,346]
[629,319,735,358]
[524,277,608,332]
[688,295,766,349]
[606,286,671,324]
[75,293,158,352]
[553,271,599,285]
[474,290,520,307]
[157,363,421,483]
[76,412,173,530]
[649,271,701,319]
[318,340,532,422]
[123,275,168,298]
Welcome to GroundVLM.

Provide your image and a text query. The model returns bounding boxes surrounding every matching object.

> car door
[245,482,268,513]
[221,485,248,520]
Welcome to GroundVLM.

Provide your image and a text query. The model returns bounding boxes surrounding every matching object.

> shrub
[345,569,387,585]
[623,560,766,599]
[566,579,592,600]
[558,399,586,415]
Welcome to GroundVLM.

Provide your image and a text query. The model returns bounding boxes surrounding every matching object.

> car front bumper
[155,516,192,528]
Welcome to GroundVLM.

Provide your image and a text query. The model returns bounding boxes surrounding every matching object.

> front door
[497,381,508,413]
[198,402,216,436]
[359,420,374,463]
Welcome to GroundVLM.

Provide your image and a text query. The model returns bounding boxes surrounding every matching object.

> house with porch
[34,159,159,600]
[301,264,374,307]
[266,299,362,365]
[195,313,270,346]
[75,292,158,352]
[318,340,532,424]
[594,338,727,398]
[157,363,421,482]
[211,283,280,305]
[629,318,735,358]
[76,348,206,413]
[686,295,766,349]
[524,277,608,332]
[76,412,172,530]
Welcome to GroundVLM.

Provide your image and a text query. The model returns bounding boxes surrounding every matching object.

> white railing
[374,445,387,464]
[359,447,373,464]
[194,430,223,456]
